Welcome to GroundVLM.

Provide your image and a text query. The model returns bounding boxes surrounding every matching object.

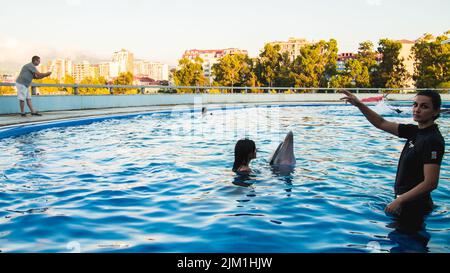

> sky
[0,0,449,72]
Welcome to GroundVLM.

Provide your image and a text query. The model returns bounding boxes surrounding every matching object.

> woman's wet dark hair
[416,90,441,120]
[232,139,256,172]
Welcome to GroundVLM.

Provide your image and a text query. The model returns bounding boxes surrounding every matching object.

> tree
[79,76,109,95]
[62,74,76,94]
[254,44,282,87]
[357,41,378,69]
[113,72,134,94]
[290,39,338,88]
[212,53,256,92]
[347,59,370,87]
[329,59,369,88]
[169,68,176,84]
[0,80,15,95]
[372,39,409,88]
[173,57,207,93]
[329,73,352,88]
[411,32,450,88]
[323,39,339,85]
[34,77,60,94]
[356,41,379,86]
[275,52,295,87]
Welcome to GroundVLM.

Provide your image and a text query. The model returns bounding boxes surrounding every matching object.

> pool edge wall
[2,93,449,115]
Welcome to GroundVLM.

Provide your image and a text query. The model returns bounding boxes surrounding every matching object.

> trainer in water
[340,89,445,231]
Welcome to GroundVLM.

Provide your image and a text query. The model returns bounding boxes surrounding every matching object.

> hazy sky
[0,0,449,70]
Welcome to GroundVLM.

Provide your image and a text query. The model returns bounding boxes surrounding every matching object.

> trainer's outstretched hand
[339,90,362,107]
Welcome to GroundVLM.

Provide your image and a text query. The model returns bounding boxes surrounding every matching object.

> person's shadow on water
[232,165,295,189]
[232,171,257,187]
[386,213,432,253]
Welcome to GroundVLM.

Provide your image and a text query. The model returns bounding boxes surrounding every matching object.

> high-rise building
[45,59,73,81]
[0,74,15,83]
[72,61,91,83]
[396,39,415,88]
[266,37,313,61]
[134,60,169,81]
[38,64,48,74]
[99,61,120,80]
[99,62,111,79]
[89,64,100,79]
[134,60,147,76]
[64,59,73,78]
[109,62,120,79]
[147,62,169,81]
[50,59,67,81]
[181,48,248,81]
[112,49,134,74]
[337,53,357,72]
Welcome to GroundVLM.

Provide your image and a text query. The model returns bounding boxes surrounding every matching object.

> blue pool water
[0,103,448,253]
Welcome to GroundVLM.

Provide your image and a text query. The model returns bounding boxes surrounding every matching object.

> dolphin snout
[284,131,294,142]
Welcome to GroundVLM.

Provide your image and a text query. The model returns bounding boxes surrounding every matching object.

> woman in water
[340,89,445,231]
[232,139,256,173]
[232,131,296,173]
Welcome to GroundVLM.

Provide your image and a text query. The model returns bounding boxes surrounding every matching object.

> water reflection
[270,165,295,195]
[388,227,431,253]
[386,209,433,253]
[232,172,256,187]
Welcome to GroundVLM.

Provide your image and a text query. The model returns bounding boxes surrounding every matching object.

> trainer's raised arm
[339,90,399,136]
[339,90,363,106]
[33,71,52,80]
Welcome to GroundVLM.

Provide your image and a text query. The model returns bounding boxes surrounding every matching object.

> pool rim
[0,101,446,140]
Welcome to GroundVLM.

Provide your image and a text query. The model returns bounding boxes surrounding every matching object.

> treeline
[34,72,139,94]
[0,72,137,95]
[173,31,449,93]
[1,32,448,96]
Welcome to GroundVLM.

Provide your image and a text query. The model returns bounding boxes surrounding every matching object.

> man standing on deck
[16,56,51,117]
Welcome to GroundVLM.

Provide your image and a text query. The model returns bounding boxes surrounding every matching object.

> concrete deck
[0,105,189,127]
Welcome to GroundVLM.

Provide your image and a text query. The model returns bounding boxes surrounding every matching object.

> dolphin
[269,131,296,166]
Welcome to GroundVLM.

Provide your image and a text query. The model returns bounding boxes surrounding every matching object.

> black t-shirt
[395,124,445,198]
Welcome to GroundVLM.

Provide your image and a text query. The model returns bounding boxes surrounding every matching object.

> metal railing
[0,82,449,95]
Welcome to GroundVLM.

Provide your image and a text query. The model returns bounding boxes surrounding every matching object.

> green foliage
[330,59,370,88]
[347,59,371,87]
[436,81,450,89]
[372,39,409,88]
[0,80,15,95]
[254,44,283,87]
[79,76,109,95]
[290,39,338,87]
[275,52,295,87]
[357,41,378,85]
[212,53,256,90]
[411,33,450,88]
[112,72,135,94]
[8,34,447,95]
[34,77,61,94]
[173,57,207,93]
[329,73,352,88]
[61,74,76,94]
[357,41,378,69]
